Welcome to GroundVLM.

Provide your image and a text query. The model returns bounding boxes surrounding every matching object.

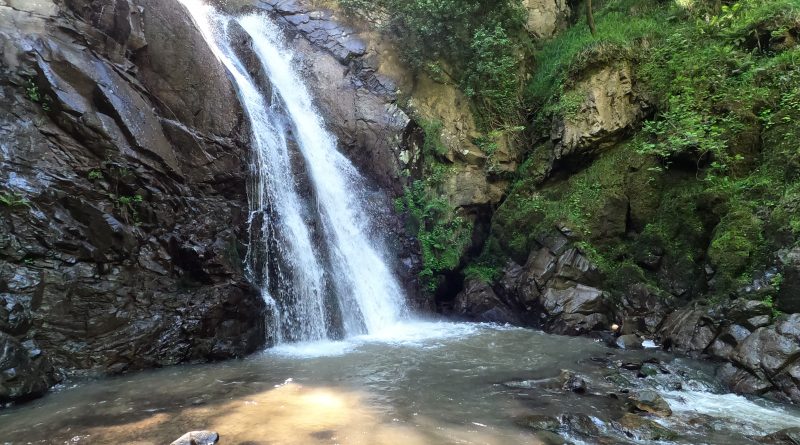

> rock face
[454,232,612,335]
[0,333,60,403]
[0,0,266,402]
[522,0,572,39]
[657,301,800,403]
[552,62,647,163]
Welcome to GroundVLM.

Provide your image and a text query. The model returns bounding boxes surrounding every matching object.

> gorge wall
[0,0,267,403]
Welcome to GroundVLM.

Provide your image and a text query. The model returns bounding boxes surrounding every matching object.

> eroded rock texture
[0,0,266,403]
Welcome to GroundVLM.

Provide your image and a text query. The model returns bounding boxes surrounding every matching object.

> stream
[2,321,799,444]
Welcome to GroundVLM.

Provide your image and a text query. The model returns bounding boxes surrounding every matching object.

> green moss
[525,0,671,112]
[708,209,765,290]
[339,0,527,124]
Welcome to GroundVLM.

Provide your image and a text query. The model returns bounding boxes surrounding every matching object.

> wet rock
[658,307,718,356]
[615,334,643,350]
[637,364,660,378]
[515,414,561,432]
[561,413,601,437]
[709,324,752,361]
[171,431,219,445]
[760,427,800,444]
[0,0,265,401]
[0,334,60,403]
[542,285,610,335]
[558,369,587,394]
[621,283,676,334]
[533,430,574,445]
[728,314,800,403]
[627,390,672,417]
[614,413,677,441]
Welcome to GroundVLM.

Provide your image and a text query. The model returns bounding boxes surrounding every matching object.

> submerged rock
[561,413,601,437]
[628,390,672,417]
[614,413,677,441]
[515,414,561,432]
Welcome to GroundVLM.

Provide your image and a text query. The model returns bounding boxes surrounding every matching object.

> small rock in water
[171,431,219,445]
[615,334,643,350]
[628,390,672,417]
[613,413,677,441]
[620,361,643,371]
[515,414,561,432]
[559,369,587,393]
[636,364,660,378]
[561,413,601,437]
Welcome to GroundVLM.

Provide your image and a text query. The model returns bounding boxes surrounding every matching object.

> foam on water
[267,321,513,358]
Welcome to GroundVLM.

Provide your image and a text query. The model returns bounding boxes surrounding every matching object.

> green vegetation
[0,192,30,208]
[113,194,143,225]
[344,0,800,301]
[338,0,527,123]
[469,0,800,300]
[88,169,104,181]
[395,122,474,291]
[25,79,52,112]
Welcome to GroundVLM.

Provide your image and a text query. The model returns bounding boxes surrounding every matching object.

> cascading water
[178,0,408,343]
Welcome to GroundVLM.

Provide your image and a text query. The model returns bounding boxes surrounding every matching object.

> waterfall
[178,0,408,343]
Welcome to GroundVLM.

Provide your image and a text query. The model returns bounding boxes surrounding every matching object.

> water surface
[2,322,799,444]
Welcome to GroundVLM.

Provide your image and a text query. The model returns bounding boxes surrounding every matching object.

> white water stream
[178,0,407,343]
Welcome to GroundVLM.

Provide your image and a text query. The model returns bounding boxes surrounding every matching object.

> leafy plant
[25,79,52,112]
[0,192,30,208]
[88,169,104,181]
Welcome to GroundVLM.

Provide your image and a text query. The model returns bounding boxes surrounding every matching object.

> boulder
[621,283,676,334]
[727,314,800,402]
[615,334,643,350]
[558,369,587,393]
[453,280,520,324]
[658,307,718,356]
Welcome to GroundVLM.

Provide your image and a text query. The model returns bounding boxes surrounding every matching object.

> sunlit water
[2,323,799,444]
